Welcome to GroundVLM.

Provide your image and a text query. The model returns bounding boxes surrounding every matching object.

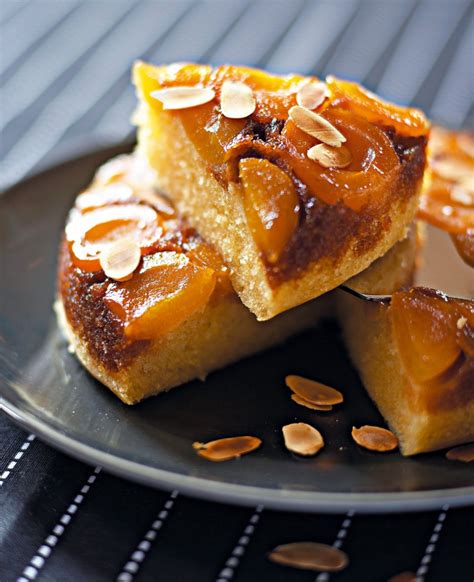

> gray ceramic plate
[1,144,473,513]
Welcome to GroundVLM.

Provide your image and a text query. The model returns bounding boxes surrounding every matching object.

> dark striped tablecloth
[1,1,473,581]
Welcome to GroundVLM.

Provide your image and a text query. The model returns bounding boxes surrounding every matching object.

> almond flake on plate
[150,86,215,110]
[99,238,141,281]
[220,80,256,119]
[351,425,398,452]
[296,81,328,110]
[387,572,417,582]
[446,443,474,462]
[307,143,352,168]
[290,394,332,411]
[192,435,261,462]
[285,375,343,406]
[268,542,348,572]
[288,105,346,147]
[282,423,324,456]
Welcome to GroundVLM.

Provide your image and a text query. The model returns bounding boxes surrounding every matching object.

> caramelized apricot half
[391,288,473,384]
[239,158,300,263]
[327,77,429,137]
[105,252,216,339]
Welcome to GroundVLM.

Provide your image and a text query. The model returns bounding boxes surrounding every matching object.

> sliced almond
[192,436,261,462]
[150,86,215,110]
[296,81,328,110]
[457,316,467,330]
[268,542,348,572]
[220,80,256,119]
[291,394,332,412]
[446,443,474,462]
[99,238,141,281]
[285,375,343,406]
[288,105,346,146]
[282,423,324,456]
[351,425,398,452]
[307,143,352,168]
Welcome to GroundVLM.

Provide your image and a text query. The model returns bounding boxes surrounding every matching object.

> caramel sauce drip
[390,287,474,412]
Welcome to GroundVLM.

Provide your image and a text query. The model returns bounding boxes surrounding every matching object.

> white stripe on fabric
[0,434,35,487]
[116,490,178,582]
[17,467,101,582]
[215,505,264,582]
[415,505,449,582]
[315,510,355,582]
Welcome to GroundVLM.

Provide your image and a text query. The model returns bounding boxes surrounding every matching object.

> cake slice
[337,234,474,456]
[57,155,331,405]
[133,62,429,320]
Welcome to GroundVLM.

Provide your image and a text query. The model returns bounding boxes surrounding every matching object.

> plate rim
[2,397,474,514]
[1,142,473,514]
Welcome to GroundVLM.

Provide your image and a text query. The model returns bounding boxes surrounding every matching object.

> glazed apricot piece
[391,289,472,384]
[239,158,300,263]
[327,77,428,137]
[105,252,216,340]
[282,108,400,210]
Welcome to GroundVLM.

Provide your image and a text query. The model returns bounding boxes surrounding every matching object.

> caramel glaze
[390,287,474,414]
[217,119,426,286]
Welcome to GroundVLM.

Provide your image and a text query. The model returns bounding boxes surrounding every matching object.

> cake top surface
[134,62,429,283]
[61,155,232,357]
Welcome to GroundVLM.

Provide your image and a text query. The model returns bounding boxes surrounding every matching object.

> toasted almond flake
[446,443,474,462]
[431,157,472,181]
[285,375,344,406]
[351,425,398,452]
[307,143,352,168]
[387,571,417,582]
[290,394,333,411]
[150,86,215,110]
[99,238,141,281]
[220,80,256,119]
[192,435,261,462]
[268,542,348,572]
[457,316,467,330]
[296,81,328,110]
[282,423,324,456]
[288,105,346,146]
